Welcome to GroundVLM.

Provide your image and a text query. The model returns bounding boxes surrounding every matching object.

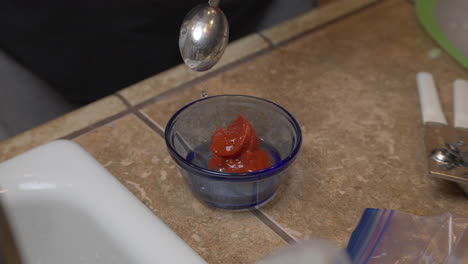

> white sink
[0,140,206,264]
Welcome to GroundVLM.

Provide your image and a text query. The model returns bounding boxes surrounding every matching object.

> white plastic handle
[454,79,468,129]
[416,72,448,125]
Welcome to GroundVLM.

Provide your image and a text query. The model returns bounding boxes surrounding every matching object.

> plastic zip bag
[347,208,468,264]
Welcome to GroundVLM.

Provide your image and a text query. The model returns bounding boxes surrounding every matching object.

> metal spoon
[179,0,229,72]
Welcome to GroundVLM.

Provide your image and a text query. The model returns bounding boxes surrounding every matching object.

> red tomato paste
[208,115,272,173]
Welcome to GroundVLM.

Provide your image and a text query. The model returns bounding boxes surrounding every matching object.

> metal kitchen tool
[179,0,229,72]
[417,72,468,193]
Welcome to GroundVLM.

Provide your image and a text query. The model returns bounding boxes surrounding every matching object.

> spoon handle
[209,0,220,7]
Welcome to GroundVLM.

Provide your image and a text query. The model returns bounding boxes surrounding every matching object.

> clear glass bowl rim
[164,94,302,180]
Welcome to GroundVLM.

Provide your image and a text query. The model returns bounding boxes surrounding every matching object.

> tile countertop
[2,0,468,263]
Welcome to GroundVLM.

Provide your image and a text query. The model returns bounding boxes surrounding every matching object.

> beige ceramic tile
[74,114,286,264]
[141,0,468,247]
[214,33,269,68]
[261,0,378,45]
[0,95,127,163]
[118,34,269,106]
[257,0,468,245]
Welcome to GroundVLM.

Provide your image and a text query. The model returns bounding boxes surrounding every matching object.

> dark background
[0,0,274,103]
[0,0,317,141]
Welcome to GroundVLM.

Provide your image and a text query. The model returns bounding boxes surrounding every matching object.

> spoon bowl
[179,1,229,71]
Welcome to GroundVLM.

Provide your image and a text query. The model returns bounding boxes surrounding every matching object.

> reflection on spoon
[179,0,229,71]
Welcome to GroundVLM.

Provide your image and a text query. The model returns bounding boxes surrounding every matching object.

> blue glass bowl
[165,95,302,210]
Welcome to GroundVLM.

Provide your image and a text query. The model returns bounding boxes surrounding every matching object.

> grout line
[127,82,301,246]
[60,1,383,242]
[133,110,165,138]
[110,1,384,242]
[114,93,132,108]
[128,94,302,247]
[60,0,385,239]
[250,209,298,245]
[133,46,274,111]
[126,0,383,110]
[62,95,165,141]
[275,0,385,48]
[120,87,167,137]
[256,32,275,48]
[62,94,133,140]
[61,109,131,140]
[62,0,386,142]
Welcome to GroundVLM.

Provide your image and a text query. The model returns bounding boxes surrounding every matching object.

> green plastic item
[416,0,468,69]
